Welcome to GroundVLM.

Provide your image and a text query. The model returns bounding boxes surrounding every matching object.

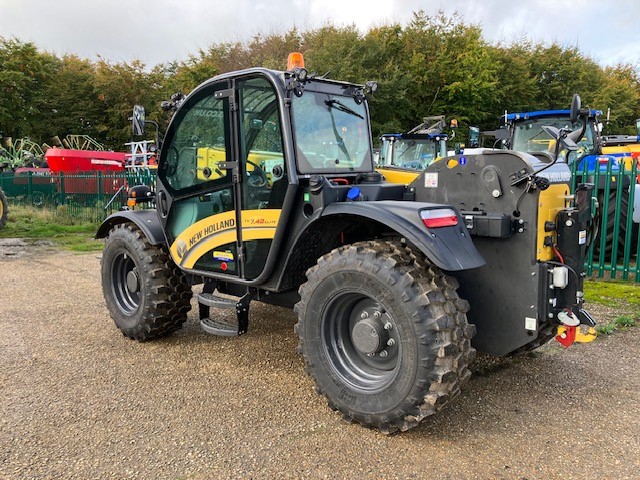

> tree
[0,37,58,142]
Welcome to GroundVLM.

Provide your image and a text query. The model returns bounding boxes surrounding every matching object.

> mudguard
[321,201,485,271]
[95,209,166,245]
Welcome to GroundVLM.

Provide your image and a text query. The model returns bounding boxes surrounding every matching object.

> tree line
[1,11,639,151]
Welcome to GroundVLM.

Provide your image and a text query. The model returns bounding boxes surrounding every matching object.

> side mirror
[132,105,146,136]
[570,94,581,123]
[542,125,578,163]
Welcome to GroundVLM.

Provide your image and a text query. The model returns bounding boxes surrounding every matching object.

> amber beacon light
[287,52,305,70]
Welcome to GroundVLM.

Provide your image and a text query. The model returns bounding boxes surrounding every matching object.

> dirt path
[1,246,638,479]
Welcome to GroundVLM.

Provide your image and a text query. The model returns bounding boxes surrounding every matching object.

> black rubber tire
[294,240,475,433]
[0,187,7,231]
[101,223,192,341]
[595,188,638,260]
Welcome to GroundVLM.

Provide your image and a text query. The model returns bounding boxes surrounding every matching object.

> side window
[238,77,287,210]
[161,86,231,193]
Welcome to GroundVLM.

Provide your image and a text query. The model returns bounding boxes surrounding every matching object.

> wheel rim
[322,292,401,392]
[111,252,141,315]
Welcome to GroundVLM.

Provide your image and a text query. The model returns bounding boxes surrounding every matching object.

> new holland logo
[176,240,188,259]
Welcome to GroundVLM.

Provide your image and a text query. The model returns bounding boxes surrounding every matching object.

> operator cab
[504,109,601,164]
[378,133,448,170]
[153,58,379,282]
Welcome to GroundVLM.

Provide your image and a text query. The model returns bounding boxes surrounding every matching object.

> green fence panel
[571,157,639,282]
[1,169,158,224]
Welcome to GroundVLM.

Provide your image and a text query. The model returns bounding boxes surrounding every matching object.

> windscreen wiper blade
[324,99,364,119]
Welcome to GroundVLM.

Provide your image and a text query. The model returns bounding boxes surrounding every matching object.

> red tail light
[420,208,458,228]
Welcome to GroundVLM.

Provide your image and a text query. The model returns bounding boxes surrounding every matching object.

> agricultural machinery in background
[377,115,449,171]
[0,137,47,171]
[479,106,639,259]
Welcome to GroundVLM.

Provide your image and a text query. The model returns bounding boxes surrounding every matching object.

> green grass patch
[596,315,638,335]
[584,279,640,308]
[0,204,103,252]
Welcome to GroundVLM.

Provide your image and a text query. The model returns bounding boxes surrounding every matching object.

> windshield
[291,90,372,174]
[379,137,445,170]
[511,117,595,161]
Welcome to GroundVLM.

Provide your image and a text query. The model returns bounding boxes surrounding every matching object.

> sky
[1,0,638,68]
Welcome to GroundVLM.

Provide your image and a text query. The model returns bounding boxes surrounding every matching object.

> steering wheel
[246,160,268,188]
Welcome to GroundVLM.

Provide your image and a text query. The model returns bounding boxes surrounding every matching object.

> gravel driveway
[1,246,639,479]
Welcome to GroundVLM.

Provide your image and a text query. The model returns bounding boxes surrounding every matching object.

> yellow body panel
[536,183,570,261]
[602,144,639,170]
[376,167,420,185]
[169,209,281,268]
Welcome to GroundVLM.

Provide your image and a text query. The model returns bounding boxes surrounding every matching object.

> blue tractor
[484,104,639,258]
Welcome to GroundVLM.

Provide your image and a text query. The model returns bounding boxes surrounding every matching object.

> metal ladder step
[200,316,238,337]
[197,292,239,310]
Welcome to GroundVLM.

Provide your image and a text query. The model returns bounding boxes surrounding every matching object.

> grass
[596,315,638,335]
[0,204,104,252]
[585,279,639,335]
[584,279,640,309]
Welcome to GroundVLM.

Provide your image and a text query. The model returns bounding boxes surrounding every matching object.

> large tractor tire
[596,188,638,260]
[0,187,7,231]
[295,240,475,434]
[101,223,192,341]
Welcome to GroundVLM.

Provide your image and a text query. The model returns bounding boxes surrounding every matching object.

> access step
[197,292,239,310]
[200,316,239,337]
[197,291,251,336]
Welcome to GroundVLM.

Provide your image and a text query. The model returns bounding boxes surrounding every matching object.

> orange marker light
[287,52,305,70]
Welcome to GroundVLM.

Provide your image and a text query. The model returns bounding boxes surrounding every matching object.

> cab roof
[504,109,602,122]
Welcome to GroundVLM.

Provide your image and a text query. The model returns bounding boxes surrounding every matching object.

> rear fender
[96,209,166,245]
[321,201,485,271]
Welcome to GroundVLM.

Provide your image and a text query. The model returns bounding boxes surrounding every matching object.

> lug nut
[373,311,382,319]
[360,311,369,319]
[384,322,392,330]
[387,338,395,347]
[379,350,388,358]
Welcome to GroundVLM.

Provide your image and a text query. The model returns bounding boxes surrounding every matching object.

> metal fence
[0,169,157,224]
[1,166,639,281]
[571,159,639,281]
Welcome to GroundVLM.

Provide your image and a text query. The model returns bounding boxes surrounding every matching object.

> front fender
[96,209,166,245]
[321,201,485,271]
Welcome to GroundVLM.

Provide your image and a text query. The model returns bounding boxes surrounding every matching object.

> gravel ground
[1,245,639,479]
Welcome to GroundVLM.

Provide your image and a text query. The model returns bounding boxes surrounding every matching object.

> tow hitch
[555,309,597,347]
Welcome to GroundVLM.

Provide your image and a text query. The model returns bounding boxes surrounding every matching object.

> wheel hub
[126,270,140,293]
[352,317,387,355]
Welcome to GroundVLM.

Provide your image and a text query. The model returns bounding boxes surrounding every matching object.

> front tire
[0,187,8,231]
[295,240,475,433]
[101,223,192,341]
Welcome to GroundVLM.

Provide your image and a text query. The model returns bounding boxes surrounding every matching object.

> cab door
[156,75,288,280]
[157,79,242,276]
[235,76,288,279]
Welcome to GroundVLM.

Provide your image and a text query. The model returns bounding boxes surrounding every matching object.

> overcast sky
[1,0,638,68]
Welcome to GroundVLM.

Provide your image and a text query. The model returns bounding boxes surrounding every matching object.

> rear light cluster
[420,208,458,228]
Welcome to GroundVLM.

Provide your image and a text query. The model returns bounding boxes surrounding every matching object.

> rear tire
[0,187,8,231]
[295,240,475,433]
[101,223,192,341]
[595,188,638,260]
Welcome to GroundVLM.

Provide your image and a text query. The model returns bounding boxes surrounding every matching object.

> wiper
[324,99,364,119]
[394,141,416,162]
